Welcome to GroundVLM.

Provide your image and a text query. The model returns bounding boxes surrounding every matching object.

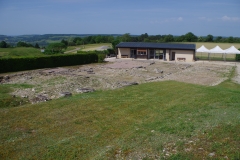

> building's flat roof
[116,42,196,50]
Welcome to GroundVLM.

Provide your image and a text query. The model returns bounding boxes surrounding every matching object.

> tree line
[0,41,40,48]
[1,32,240,49]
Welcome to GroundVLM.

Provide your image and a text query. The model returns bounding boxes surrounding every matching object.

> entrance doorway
[172,52,175,60]
[149,50,154,59]
[130,49,137,58]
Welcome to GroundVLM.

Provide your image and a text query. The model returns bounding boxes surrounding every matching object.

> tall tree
[197,36,204,42]
[45,43,67,54]
[184,32,197,42]
[17,41,33,47]
[227,36,234,43]
[35,43,40,48]
[61,39,68,47]
[205,34,213,42]
[164,34,174,42]
[0,41,7,48]
[215,36,222,42]
[121,33,131,42]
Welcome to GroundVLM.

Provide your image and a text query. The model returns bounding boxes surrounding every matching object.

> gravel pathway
[233,63,240,84]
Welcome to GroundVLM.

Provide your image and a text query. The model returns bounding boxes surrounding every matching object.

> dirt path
[233,63,240,84]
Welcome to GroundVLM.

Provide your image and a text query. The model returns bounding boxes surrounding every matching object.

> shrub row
[0,53,98,73]
[236,49,240,61]
[236,54,240,61]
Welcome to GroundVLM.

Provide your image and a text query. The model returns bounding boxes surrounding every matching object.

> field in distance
[65,43,112,53]
[0,47,44,58]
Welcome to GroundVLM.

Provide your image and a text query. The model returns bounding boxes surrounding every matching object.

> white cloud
[199,17,212,21]
[177,17,183,21]
[221,16,240,22]
[151,17,183,24]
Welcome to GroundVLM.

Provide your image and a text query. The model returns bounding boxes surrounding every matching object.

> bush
[236,54,240,61]
[44,43,67,55]
[77,50,107,63]
[0,53,98,73]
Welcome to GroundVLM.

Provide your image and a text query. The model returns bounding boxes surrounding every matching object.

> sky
[0,0,240,37]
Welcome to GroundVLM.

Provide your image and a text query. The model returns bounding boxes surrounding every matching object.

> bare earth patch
[0,58,237,103]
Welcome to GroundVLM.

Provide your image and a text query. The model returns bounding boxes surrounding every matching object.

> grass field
[0,47,44,58]
[65,43,112,53]
[0,71,239,159]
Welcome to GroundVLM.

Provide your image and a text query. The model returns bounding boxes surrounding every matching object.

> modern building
[116,42,196,62]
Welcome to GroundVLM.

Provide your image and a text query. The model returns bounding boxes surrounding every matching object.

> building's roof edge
[116,42,196,50]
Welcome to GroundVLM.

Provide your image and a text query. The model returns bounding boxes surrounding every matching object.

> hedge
[236,49,240,61]
[236,54,240,61]
[0,53,98,73]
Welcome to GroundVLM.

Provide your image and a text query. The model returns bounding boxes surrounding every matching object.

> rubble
[0,59,235,104]
[76,88,95,93]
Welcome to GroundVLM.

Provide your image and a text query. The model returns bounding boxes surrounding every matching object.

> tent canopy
[224,46,240,54]
[196,45,210,53]
[209,46,224,54]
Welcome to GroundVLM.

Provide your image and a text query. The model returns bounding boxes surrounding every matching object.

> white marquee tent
[196,45,240,61]
[209,46,225,53]
[196,45,210,52]
[224,46,240,54]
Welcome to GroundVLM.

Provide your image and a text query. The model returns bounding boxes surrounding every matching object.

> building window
[138,51,146,55]
[137,49,147,55]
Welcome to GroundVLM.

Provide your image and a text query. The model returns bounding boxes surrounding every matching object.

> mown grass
[0,47,45,58]
[0,77,239,159]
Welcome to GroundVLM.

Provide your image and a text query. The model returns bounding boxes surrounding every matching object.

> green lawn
[65,43,112,52]
[0,77,240,159]
[0,47,45,58]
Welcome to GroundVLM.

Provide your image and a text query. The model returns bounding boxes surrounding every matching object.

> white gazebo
[196,45,210,53]
[196,45,210,60]
[224,46,240,61]
[209,46,225,60]
[224,46,240,54]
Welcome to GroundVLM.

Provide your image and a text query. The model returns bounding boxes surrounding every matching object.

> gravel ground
[0,58,238,103]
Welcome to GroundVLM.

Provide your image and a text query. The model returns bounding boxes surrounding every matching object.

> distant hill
[0,34,124,47]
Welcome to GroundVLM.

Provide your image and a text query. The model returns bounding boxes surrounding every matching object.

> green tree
[164,34,174,42]
[197,36,204,42]
[112,39,120,50]
[68,41,76,46]
[61,39,68,47]
[205,34,213,42]
[17,41,33,47]
[73,37,82,43]
[121,33,131,42]
[175,35,185,42]
[139,33,149,41]
[95,35,103,43]
[215,36,222,42]
[184,32,197,42]
[45,43,67,54]
[227,36,234,43]
[0,41,7,48]
[34,43,40,48]
[107,36,114,43]
[76,40,83,45]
